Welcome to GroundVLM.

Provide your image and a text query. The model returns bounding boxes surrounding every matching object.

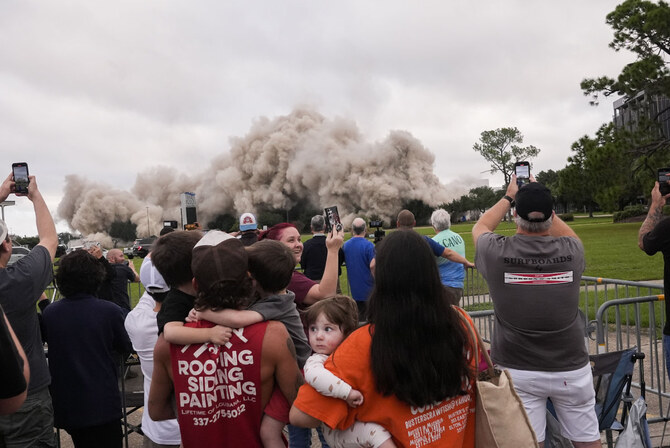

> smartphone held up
[659,167,670,196]
[12,162,29,195]
[324,206,343,233]
[514,161,530,188]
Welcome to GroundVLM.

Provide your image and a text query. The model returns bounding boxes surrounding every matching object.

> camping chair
[590,348,641,448]
[119,352,144,448]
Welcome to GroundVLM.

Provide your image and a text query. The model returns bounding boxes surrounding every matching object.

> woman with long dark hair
[289,230,480,447]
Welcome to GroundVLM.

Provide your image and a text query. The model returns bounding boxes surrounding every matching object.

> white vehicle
[9,246,30,265]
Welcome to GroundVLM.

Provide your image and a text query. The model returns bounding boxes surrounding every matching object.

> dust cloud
[57,107,458,240]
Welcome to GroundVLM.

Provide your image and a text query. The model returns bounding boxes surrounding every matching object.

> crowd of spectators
[1,168,668,448]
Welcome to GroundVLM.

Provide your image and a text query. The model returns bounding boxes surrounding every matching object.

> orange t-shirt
[293,313,478,447]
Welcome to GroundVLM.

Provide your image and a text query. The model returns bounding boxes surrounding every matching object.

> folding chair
[590,348,640,448]
[119,353,144,448]
[545,348,643,448]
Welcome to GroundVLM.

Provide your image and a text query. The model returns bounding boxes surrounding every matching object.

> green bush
[613,205,647,222]
[558,213,574,221]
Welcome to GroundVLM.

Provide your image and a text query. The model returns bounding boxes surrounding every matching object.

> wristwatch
[503,195,515,207]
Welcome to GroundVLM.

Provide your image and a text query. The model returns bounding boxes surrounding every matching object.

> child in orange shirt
[303,296,395,448]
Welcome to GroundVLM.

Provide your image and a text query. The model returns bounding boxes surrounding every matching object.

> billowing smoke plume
[57,107,455,239]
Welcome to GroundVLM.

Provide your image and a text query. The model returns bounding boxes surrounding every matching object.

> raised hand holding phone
[11,163,29,195]
[514,161,530,188]
[658,167,670,196]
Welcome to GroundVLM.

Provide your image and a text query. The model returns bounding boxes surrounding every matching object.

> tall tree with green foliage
[581,0,670,173]
[109,220,137,242]
[473,127,541,185]
[581,0,670,103]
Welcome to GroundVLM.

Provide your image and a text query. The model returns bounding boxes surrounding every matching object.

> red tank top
[170,320,269,447]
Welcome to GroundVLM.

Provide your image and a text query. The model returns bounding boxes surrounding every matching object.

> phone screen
[659,168,670,195]
[515,165,530,179]
[324,206,342,233]
[12,163,29,194]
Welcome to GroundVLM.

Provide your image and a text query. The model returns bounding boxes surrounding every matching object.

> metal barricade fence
[591,291,668,428]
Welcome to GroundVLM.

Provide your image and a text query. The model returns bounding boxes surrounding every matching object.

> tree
[207,213,238,232]
[535,170,568,213]
[467,187,498,213]
[473,127,541,185]
[581,0,670,103]
[401,199,434,227]
[581,0,670,166]
[109,220,137,242]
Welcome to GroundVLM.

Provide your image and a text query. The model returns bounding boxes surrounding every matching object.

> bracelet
[503,195,515,207]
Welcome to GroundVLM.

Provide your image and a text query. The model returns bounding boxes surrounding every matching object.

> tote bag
[458,312,539,448]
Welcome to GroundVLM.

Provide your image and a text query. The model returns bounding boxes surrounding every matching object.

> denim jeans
[287,425,329,448]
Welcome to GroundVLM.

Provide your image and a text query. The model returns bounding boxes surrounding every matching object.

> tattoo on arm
[286,337,297,360]
[639,206,665,249]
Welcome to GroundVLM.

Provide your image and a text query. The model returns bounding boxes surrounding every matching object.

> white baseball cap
[139,256,170,293]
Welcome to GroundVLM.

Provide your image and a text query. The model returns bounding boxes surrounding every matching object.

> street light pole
[0,201,15,221]
[146,207,150,237]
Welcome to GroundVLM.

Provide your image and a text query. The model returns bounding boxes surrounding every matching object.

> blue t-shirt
[343,237,375,302]
[423,236,445,257]
[433,229,466,288]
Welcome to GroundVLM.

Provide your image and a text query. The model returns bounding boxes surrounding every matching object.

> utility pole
[0,201,15,221]
[146,207,150,237]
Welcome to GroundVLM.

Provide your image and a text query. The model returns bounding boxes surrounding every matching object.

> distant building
[613,91,670,139]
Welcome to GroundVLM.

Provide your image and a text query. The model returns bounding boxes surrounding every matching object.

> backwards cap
[139,256,170,294]
[515,183,553,222]
[191,231,248,293]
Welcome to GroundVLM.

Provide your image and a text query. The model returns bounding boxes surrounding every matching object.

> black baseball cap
[515,183,553,222]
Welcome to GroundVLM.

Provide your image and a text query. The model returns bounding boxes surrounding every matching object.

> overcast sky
[0,1,632,237]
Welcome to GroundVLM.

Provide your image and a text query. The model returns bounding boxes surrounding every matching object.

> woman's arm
[289,405,322,428]
[303,229,344,305]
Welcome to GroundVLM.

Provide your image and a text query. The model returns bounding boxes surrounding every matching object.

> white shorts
[498,363,600,443]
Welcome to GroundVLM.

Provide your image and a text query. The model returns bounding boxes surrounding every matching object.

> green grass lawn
[115,217,662,309]
[417,218,664,282]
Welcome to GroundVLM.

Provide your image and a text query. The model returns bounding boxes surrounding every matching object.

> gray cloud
[0,1,632,236]
[57,107,456,237]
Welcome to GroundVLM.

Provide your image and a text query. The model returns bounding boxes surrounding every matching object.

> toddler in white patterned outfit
[304,295,396,448]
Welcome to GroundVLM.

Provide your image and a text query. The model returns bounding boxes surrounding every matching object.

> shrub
[558,213,574,221]
[613,205,648,222]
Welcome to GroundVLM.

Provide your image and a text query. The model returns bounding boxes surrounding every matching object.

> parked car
[123,246,134,259]
[132,237,156,258]
[8,246,30,265]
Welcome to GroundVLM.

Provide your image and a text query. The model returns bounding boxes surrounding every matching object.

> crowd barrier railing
[463,274,668,433]
[592,292,668,428]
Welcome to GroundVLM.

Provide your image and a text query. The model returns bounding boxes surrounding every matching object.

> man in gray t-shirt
[473,177,600,448]
[0,173,58,447]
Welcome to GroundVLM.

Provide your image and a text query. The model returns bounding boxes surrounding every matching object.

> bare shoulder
[264,320,290,339]
[262,321,293,357]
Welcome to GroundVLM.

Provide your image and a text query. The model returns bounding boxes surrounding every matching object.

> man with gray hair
[342,218,375,319]
[472,177,600,448]
[431,209,467,305]
[301,214,344,284]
